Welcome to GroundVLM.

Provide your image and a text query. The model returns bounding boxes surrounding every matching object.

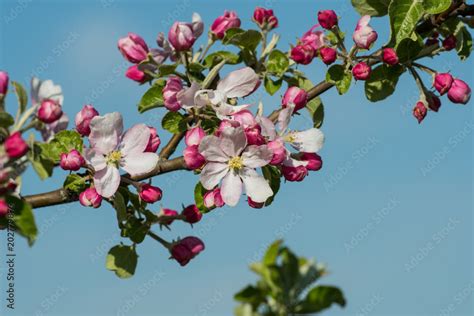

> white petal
[278,106,293,133]
[240,168,273,203]
[89,112,123,154]
[200,162,229,190]
[120,152,158,176]
[214,102,252,120]
[220,126,247,157]
[256,116,276,140]
[38,79,63,104]
[93,166,121,198]
[199,135,229,162]
[84,148,107,171]
[177,82,202,109]
[283,157,308,167]
[217,67,259,98]
[119,124,150,156]
[242,145,272,168]
[221,170,242,206]
[290,128,325,153]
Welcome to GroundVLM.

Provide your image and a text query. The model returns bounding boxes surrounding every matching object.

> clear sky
[0,0,472,315]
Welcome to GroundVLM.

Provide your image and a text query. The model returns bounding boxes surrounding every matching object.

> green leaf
[0,112,14,128]
[262,165,281,206]
[0,196,38,246]
[326,65,352,95]
[305,97,324,128]
[223,28,262,51]
[264,76,282,96]
[124,217,149,244]
[63,174,87,193]
[396,36,424,63]
[162,111,186,134]
[194,182,210,213]
[423,0,451,14]
[11,81,28,114]
[351,0,390,17]
[39,130,83,164]
[364,64,404,102]
[263,239,282,266]
[296,286,346,313]
[138,81,165,113]
[266,50,289,77]
[113,192,128,222]
[106,244,138,279]
[280,248,299,291]
[157,64,177,77]
[28,143,54,180]
[234,285,265,305]
[188,62,205,73]
[388,0,425,46]
[203,51,241,68]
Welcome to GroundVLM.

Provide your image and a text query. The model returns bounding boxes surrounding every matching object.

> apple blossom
[168,21,195,51]
[211,11,241,39]
[353,15,378,49]
[60,149,85,171]
[215,120,241,136]
[448,79,471,104]
[319,47,337,65]
[145,126,161,153]
[203,188,225,209]
[433,73,453,95]
[31,77,63,106]
[0,199,8,217]
[300,153,323,171]
[125,65,147,83]
[301,25,325,51]
[318,10,338,29]
[245,124,265,146]
[199,126,273,206]
[163,76,183,111]
[4,132,29,159]
[75,105,99,137]
[231,110,258,128]
[413,101,427,124]
[185,126,205,147]
[352,62,371,80]
[267,140,286,165]
[40,113,69,141]
[181,204,202,224]
[0,71,8,96]
[139,183,163,203]
[290,44,315,65]
[184,145,206,170]
[37,99,63,123]
[79,188,102,208]
[248,197,264,209]
[253,7,278,30]
[282,159,308,182]
[159,208,178,225]
[85,112,159,198]
[382,48,399,65]
[170,236,205,266]
[282,86,308,112]
[117,33,149,63]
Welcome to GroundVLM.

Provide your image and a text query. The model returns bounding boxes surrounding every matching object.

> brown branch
[416,3,474,35]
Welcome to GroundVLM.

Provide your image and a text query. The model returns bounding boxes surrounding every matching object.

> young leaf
[266,50,289,77]
[396,36,424,63]
[423,0,451,14]
[113,192,128,222]
[388,0,425,46]
[138,81,165,113]
[263,239,283,266]
[262,165,281,206]
[295,286,346,313]
[439,18,473,60]
[11,81,28,114]
[203,51,240,68]
[0,196,38,246]
[162,111,186,134]
[264,76,282,96]
[194,182,210,213]
[106,245,138,279]
[365,64,404,102]
[351,0,390,17]
[326,65,352,95]
[63,174,87,193]
[223,28,262,51]
[28,143,54,180]
[0,112,14,128]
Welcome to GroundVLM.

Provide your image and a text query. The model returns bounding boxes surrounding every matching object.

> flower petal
[240,168,273,203]
[217,67,259,98]
[220,126,247,157]
[256,115,276,140]
[84,148,107,171]
[200,162,229,190]
[120,152,158,176]
[120,124,150,156]
[290,128,325,153]
[242,145,272,168]
[278,106,293,133]
[89,112,123,154]
[93,166,121,198]
[177,82,202,109]
[199,135,229,162]
[214,102,252,120]
[221,170,242,206]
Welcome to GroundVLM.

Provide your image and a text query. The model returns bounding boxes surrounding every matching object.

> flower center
[228,156,244,170]
[284,133,296,143]
[106,150,122,167]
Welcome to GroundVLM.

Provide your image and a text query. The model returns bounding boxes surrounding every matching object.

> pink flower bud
[442,35,456,51]
[0,199,8,217]
[184,145,206,170]
[118,33,149,63]
[290,44,315,65]
[427,93,441,112]
[319,47,337,65]
[125,65,147,83]
[145,126,161,153]
[171,236,205,266]
[433,73,453,95]
[139,183,163,203]
[317,10,338,30]
[79,188,102,208]
[185,126,205,146]
[282,86,308,111]
[4,132,28,159]
[211,11,241,39]
[301,29,325,51]
[253,7,278,30]
[163,76,183,112]
[181,204,202,224]
[159,208,178,225]
[203,188,225,209]
[282,164,308,182]
[245,124,265,146]
[300,153,323,171]
[37,99,63,123]
[413,101,427,124]
[168,21,196,51]
[0,71,8,95]
[248,197,264,209]
[215,120,240,136]
[353,15,378,49]
[382,48,399,65]
[352,62,371,80]
[59,149,85,171]
[75,104,99,137]
[448,79,471,104]
[267,140,286,165]
[232,110,257,128]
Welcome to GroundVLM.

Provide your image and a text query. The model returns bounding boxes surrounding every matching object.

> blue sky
[0,0,472,315]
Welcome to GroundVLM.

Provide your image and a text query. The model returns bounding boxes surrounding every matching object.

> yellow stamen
[228,156,244,170]
[106,150,122,167]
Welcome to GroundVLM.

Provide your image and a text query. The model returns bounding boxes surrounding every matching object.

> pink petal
[200,162,229,190]
[93,166,121,198]
[220,126,247,157]
[241,145,272,168]
[120,124,150,156]
[120,152,158,176]
[221,170,242,206]
[89,112,123,154]
[240,168,273,203]
[256,116,276,140]
[217,67,259,98]
[199,136,228,162]
[84,148,107,171]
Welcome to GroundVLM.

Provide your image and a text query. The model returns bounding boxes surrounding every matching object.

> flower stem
[147,231,172,249]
